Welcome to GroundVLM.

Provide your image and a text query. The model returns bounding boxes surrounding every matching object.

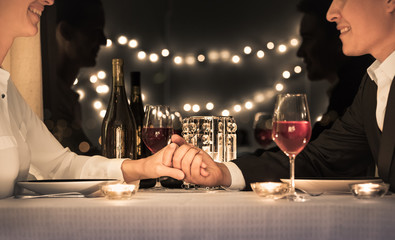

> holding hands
[164,135,231,187]
[121,134,231,188]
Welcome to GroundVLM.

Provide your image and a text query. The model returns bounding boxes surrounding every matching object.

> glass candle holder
[101,183,137,200]
[349,182,389,199]
[251,182,289,200]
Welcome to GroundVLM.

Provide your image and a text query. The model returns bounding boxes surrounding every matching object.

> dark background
[42,0,331,154]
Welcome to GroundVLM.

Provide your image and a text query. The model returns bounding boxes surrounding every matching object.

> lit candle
[350,182,389,199]
[251,182,289,200]
[102,183,137,200]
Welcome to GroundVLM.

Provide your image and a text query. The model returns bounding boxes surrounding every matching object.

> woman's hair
[55,0,104,27]
[297,0,338,39]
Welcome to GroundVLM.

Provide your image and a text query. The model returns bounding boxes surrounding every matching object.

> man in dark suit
[166,0,395,193]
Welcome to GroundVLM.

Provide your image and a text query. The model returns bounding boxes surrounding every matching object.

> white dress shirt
[226,50,395,190]
[0,68,124,198]
[367,50,395,131]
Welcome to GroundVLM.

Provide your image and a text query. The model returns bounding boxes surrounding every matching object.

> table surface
[0,189,394,240]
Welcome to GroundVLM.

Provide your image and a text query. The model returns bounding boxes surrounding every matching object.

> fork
[15,192,85,199]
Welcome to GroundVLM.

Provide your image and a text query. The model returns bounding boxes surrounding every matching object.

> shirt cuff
[107,158,126,181]
[223,161,246,190]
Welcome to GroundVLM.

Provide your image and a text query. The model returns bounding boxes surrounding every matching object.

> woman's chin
[21,25,39,37]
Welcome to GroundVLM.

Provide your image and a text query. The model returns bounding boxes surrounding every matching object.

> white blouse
[0,68,124,198]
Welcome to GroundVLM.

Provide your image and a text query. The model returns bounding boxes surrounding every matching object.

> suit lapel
[377,77,395,182]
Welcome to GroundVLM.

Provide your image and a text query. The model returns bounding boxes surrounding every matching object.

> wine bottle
[129,71,156,188]
[129,71,150,159]
[101,59,137,159]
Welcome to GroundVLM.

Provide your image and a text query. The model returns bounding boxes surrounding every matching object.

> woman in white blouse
[0,0,184,198]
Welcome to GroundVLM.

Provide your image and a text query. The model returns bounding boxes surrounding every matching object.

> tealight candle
[251,182,289,200]
[350,182,389,199]
[102,183,137,200]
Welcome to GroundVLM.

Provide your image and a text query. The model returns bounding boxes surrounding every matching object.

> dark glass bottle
[101,59,137,159]
[129,71,156,188]
[130,72,150,159]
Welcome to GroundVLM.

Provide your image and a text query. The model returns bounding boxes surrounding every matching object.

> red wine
[101,59,137,159]
[254,128,273,147]
[272,121,311,156]
[142,127,173,153]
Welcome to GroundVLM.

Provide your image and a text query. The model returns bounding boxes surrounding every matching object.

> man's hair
[55,0,104,27]
[297,0,339,38]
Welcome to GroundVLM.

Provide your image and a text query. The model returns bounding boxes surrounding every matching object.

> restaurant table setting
[0,181,394,240]
[1,105,394,239]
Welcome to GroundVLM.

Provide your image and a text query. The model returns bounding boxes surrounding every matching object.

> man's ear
[386,0,395,13]
[56,21,74,41]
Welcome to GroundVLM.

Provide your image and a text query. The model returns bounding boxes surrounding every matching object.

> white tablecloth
[0,190,394,240]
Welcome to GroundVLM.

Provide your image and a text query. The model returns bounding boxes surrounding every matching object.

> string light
[231,55,240,64]
[73,78,78,85]
[137,51,146,60]
[100,110,106,118]
[88,35,304,117]
[93,101,102,109]
[192,104,200,112]
[222,110,230,116]
[257,50,265,59]
[90,75,98,83]
[243,46,252,55]
[245,101,253,110]
[149,53,159,63]
[282,71,291,79]
[206,102,214,110]
[234,104,242,112]
[96,85,109,94]
[220,50,231,61]
[184,104,192,112]
[117,36,128,45]
[161,49,170,57]
[106,39,112,47]
[208,51,220,62]
[294,66,302,73]
[174,56,183,65]
[290,38,299,46]
[185,55,196,65]
[128,39,138,48]
[267,42,275,50]
[97,71,106,79]
[278,44,287,53]
[76,89,85,100]
[197,54,206,62]
[275,83,284,92]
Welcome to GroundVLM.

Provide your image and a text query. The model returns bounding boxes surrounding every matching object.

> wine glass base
[284,193,309,202]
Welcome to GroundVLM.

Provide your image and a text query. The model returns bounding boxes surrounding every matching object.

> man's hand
[168,134,232,187]
[121,143,185,183]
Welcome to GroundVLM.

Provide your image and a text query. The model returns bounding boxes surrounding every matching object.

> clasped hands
[121,134,231,187]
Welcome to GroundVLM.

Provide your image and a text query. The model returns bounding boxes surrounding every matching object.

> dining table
[0,188,394,240]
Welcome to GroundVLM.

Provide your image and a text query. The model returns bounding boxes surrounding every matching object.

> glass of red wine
[253,112,274,149]
[272,94,312,202]
[142,105,174,189]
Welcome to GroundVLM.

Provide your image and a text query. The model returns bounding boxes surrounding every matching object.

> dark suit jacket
[234,74,395,192]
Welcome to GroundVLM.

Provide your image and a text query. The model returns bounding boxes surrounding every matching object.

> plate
[280,178,383,194]
[17,179,120,195]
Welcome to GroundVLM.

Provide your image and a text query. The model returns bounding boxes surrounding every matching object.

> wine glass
[142,105,173,189]
[272,94,312,202]
[253,112,274,149]
[159,111,184,188]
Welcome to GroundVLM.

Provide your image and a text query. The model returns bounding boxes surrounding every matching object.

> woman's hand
[121,143,185,183]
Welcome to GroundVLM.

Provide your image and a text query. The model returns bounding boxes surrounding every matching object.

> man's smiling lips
[338,26,351,34]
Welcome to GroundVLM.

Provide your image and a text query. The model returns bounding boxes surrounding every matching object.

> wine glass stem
[289,155,296,194]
